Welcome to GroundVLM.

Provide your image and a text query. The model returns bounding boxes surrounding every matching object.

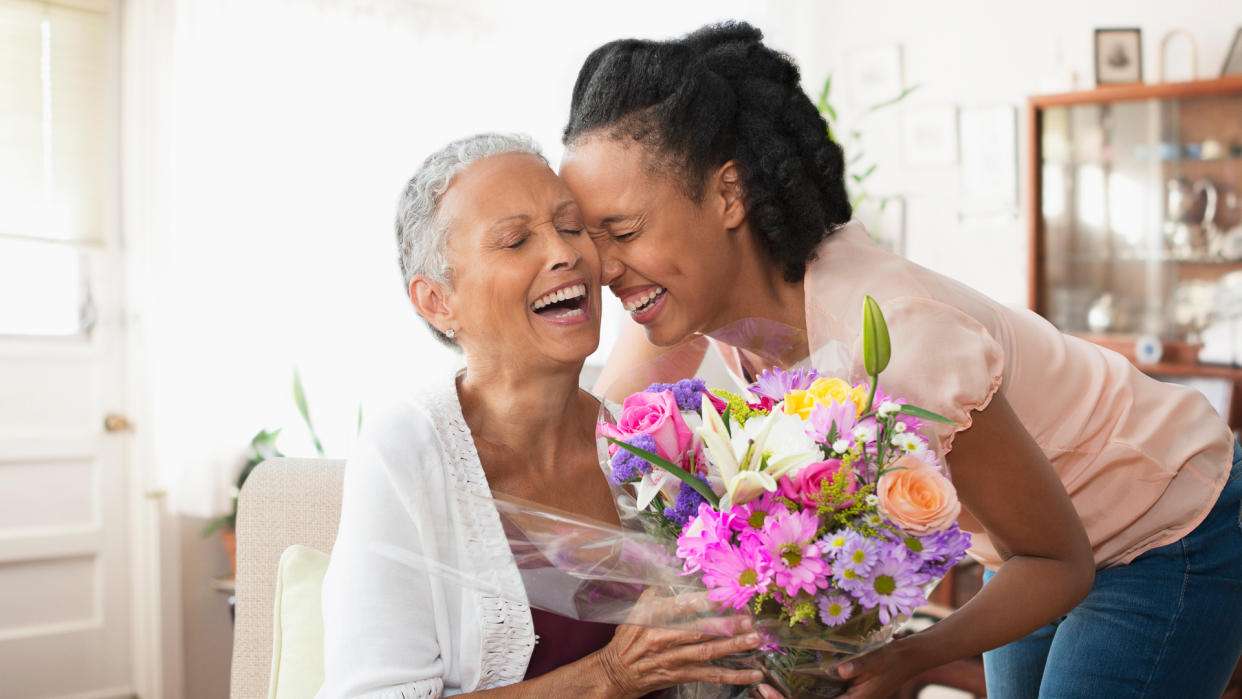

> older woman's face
[560,138,739,347]
[439,153,601,365]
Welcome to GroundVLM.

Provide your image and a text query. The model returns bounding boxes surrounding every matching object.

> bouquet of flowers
[596,298,972,697]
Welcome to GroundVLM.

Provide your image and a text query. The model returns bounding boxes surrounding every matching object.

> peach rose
[876,455,961,535]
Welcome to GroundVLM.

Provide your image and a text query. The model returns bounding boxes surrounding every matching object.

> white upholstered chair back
[230,457,346,698]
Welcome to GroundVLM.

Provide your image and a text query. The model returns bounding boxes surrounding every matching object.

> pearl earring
[445,328,456,340]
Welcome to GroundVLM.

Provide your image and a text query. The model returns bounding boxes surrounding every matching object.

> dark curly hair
[563,21,852,283]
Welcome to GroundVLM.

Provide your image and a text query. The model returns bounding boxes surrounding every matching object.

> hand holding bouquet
[598,298,972,697]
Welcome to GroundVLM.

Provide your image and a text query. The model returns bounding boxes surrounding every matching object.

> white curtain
[125,0,783,517]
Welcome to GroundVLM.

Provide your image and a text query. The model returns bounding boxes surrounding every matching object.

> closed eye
[613,231,638,242]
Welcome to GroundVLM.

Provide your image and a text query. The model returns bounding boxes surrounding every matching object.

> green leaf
[356,404,364,436]
[293,366,325,456]
[896,404,957,424]
[817,74,833,112]
[606,437,720,508]
[864,83,922,114]
[861,295,891,377]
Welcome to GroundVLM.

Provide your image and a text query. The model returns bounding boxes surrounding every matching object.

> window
[0,0,111,337]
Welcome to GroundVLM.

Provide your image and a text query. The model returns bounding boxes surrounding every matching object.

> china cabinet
[1028,76,1242,428]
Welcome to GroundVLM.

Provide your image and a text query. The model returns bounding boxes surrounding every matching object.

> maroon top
[522,607,618,680]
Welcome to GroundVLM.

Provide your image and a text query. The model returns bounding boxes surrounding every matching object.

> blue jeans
[981,442,1242,698]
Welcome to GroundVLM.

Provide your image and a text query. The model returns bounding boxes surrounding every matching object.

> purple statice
[748,367,821,402]
[701,537,774,610]
[759,508,831,597]
[676,504,739,574]
[818,593,854,626]
[645,378,711,412]
[664,475,711,527]
[609,433,658,484]
[854,544,931,624]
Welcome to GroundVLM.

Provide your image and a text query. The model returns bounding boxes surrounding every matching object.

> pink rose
[877,455,961,535]
[615,390,694,463]
[778,459,857,508]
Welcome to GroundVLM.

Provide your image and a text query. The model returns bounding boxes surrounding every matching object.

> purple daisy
[855,545,931,624]
[909,524,973,577]
[817,593,854,626]
[759,508,831,597]
[701,538,774,610]
[749,367,822,401]
[833,530,879,577]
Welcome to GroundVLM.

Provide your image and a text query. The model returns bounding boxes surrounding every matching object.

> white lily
[697,395,819,508]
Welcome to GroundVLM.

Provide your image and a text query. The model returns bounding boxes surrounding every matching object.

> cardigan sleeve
[318,408,448,699]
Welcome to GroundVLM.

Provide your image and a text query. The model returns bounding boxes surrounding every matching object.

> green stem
[606,437,720,509]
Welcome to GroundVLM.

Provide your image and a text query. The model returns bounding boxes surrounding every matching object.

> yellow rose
[782,389,818,419]
[807,377,869,416]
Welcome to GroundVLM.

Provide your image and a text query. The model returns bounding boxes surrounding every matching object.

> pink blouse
[793,221,1233,570]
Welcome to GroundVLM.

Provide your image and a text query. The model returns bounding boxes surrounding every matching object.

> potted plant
[201,428,284,577]
[201,367,338,577]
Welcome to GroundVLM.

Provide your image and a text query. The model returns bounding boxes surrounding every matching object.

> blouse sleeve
[867,296,1006,455]
[318,409,447,699]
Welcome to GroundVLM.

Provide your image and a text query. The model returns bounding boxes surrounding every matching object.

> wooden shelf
[1030,75,1242,108]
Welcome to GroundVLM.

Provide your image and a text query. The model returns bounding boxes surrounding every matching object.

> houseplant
[201,367,336,577]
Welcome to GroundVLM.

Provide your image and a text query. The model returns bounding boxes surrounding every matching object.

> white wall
[785,0,1238,307]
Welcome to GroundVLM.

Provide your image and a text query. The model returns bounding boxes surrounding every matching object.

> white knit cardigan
[318,374,537,698]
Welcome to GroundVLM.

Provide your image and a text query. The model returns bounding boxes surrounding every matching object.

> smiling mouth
[531,283,589,319]
[623,286,666,316]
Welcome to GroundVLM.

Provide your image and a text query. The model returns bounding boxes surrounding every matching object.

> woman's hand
[834,635,929,698]
[593,623,765,698]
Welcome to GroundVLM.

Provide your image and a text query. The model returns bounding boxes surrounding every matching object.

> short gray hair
[395,133,546,348]
[396,133,546,290]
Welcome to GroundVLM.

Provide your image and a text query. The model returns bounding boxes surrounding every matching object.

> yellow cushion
[268,544,329,699]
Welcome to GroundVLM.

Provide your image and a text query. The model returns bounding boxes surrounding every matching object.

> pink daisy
[729,493,790,543]
[701,538,773,610]
[760,509,831,597]
[676,504,739,574]
[806,399,859,444]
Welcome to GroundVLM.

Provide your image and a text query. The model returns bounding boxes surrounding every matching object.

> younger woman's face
[560,137,740,347]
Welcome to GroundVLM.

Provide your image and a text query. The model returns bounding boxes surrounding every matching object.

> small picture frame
[1223,28,1242,76]
[845,44,904,108]
[1095,28,1143,85]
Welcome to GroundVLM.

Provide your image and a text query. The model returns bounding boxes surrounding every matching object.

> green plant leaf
[862,295,891,377]
[293,366,325,456]
[605,437,720,508]
[896,404,957,424]
[817,74,833,112]
[865,83,922,114]
[356,404,364,436]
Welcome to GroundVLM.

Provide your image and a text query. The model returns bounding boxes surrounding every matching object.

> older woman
[317,133,764,698]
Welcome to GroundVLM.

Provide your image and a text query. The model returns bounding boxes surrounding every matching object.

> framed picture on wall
[1095,28,1143,85]
[1223,28,1242,76]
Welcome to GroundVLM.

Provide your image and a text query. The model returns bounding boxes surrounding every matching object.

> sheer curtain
[127,0,781,517]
